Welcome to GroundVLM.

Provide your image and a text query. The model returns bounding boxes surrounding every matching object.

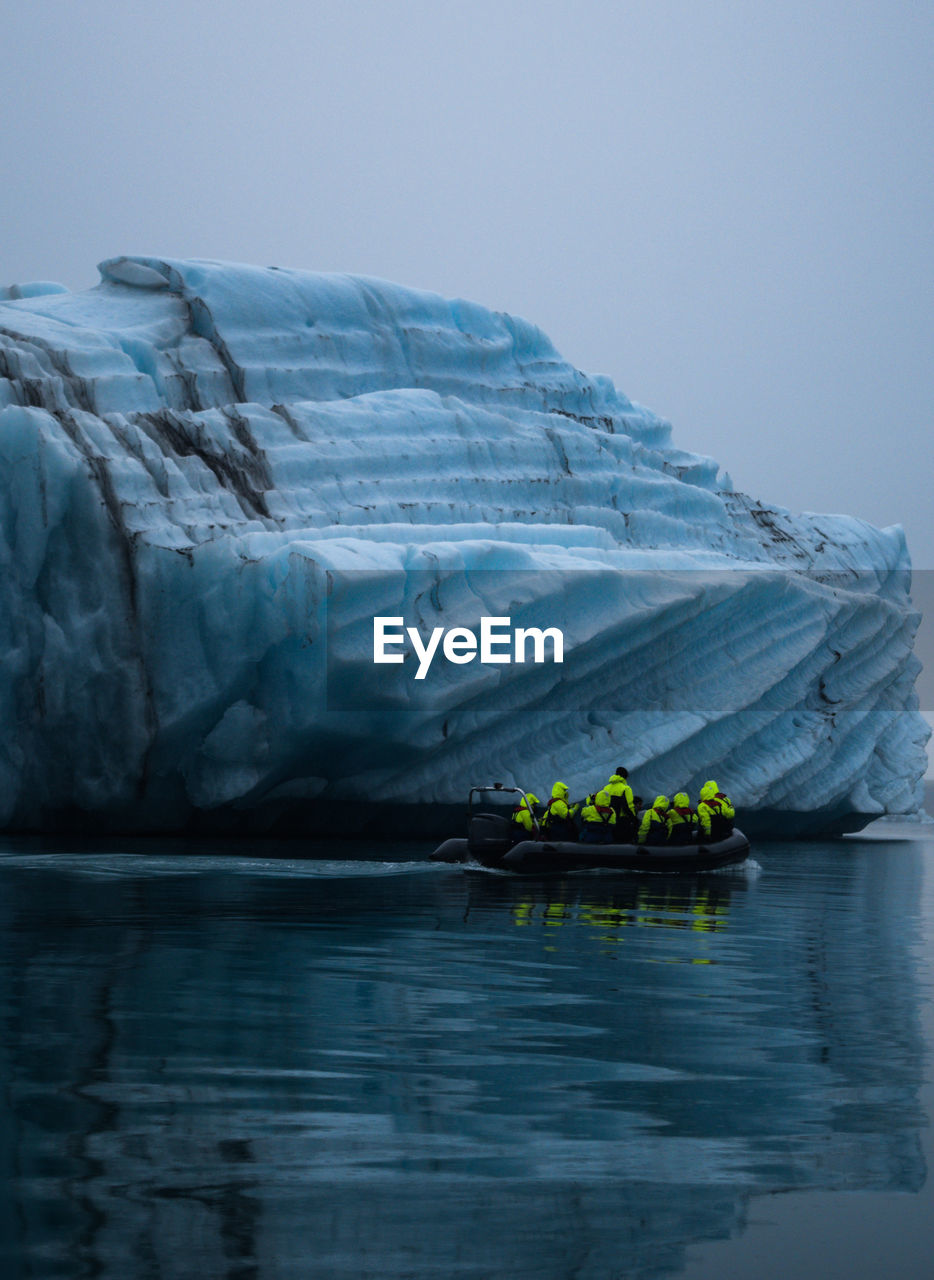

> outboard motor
[468,811,514,856]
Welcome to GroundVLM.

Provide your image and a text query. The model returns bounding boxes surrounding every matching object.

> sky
[2,0,932,762]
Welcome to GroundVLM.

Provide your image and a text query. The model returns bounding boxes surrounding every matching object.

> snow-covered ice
[0,257,927,836]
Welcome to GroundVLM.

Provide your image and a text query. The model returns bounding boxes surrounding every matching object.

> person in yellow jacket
[697,781,735,841]
[580,788,616,844]
[604,767,637,838]
[666,793,696,845]
[541,781,578,841]
[511,793,540,838]
[638,795,670,846]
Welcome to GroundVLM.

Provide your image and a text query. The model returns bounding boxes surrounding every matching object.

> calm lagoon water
[1,819,933,1279]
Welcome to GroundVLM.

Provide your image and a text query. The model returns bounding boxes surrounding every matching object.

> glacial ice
[0,256,927,836]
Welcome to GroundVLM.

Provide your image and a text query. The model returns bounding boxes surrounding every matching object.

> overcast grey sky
[3,1,932,738]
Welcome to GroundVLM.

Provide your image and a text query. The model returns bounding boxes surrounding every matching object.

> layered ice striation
[0,256,927,836]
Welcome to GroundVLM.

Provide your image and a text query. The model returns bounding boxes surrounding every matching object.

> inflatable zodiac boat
[430,785,750,874]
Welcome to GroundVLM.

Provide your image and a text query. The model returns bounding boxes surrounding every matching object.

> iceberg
[0,256,927,837]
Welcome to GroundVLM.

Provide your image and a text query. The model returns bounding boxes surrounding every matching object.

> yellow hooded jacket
[697,781,735,837]
[581,789,616,826]
[542,780,574,825]
[604,773,635,819]
[511,793,540,834]
[638,795,670,843]
[666,792,695,835]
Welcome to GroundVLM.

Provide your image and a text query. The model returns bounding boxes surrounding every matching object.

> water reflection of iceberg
[462,859,926,1191]
[0,840,926,1278]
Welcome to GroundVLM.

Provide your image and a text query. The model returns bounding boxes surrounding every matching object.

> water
[0,822,932,1279]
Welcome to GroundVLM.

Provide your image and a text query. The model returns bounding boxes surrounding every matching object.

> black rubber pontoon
[501,830,749,873]
[430,831,749,873]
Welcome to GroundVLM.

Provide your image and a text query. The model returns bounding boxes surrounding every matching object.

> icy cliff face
[0,256,927,836]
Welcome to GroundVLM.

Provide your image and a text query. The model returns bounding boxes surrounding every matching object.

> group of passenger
[511,768,735,847]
